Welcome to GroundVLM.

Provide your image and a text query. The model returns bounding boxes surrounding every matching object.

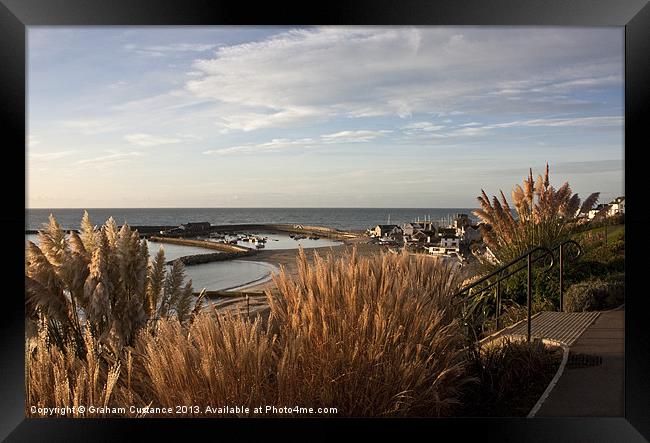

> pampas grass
[474,164,599,264]
[27,217,473,417]
[131,249,472,417]
[25,212,202,354]
[25,212,203,416]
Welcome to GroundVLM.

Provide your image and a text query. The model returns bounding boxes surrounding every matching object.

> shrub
[564,278,624,312]
[459,337,562,416]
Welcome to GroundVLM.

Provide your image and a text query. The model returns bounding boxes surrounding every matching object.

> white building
[608,196,625,216]
[370,224,402,238]
[440,236,460,248]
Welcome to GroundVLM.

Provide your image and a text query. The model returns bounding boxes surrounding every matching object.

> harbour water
[26,234,276,292]
[25,208,477,291]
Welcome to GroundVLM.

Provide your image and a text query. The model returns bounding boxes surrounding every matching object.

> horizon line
[27,206,481,210]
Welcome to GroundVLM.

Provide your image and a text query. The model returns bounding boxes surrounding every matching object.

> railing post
[527,252,532,342]
[496,276,501,331]
[559,243,564,312]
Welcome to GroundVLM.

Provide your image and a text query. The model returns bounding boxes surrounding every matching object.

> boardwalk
[505,311,600,345]
[482,311,600,346]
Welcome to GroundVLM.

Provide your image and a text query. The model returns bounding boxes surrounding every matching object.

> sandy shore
[208,236,475,317]
[204,237,383,316]
[235,236,381,293]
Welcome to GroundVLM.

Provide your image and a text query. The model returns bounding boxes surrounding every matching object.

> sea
[26,208,479,231]
[25,208,479,293]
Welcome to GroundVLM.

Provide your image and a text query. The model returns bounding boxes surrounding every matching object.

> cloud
[204,129,391,155]
[321,130,392,143]
[108,80,127,89]
[398,115,623,141]
[124,43,219,57]
[29,150,76,161]
[216,107,324,133]
[204,138,316,155]
[183,27,622,132]
[456,115,623,134]
[76,151,143,166]
[124,133,182,147]
[491,116,623,128]
[62,118,123,135]
[402,122,446,132]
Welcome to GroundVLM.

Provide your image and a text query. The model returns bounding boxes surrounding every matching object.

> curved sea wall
[169,250,254,266]
[152,223,359,239]
[148,236,250,253]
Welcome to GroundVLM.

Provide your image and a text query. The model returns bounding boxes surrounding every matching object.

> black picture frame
[2,0,649,441]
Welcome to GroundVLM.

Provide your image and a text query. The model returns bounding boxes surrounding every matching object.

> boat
[308,235,320,240]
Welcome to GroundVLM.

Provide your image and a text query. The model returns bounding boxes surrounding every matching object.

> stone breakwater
[148,236,250,253]
[148,235,254,266]
[158,223,360,239]
[168,250,255,266]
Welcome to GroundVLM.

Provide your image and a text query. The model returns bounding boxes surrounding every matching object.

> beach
[236,236,379,292]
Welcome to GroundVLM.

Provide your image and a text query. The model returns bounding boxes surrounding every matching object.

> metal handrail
[454,246,555,300]
[454,239,582,342]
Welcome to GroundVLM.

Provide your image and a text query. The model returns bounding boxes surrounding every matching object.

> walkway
[535,307,624,416]
[481,307,624,416]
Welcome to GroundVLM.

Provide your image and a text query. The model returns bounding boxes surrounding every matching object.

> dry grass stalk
[474,164,599,264]
[27,218,475,417]
[133,248,472,417]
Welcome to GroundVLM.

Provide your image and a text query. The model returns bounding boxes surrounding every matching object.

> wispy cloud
[490,116,623,128]
[124,133,182,147]
[204,138,316,155]
[76,151,143,166]
[62,118,123,135]
[402,122,446,133]
[205,129,391,155]
[399,115,623,140]
[321,130,392,143]
[29,150,76,161]
[124,43,219,57]
[215,107,324,133]
[184,27,622,132]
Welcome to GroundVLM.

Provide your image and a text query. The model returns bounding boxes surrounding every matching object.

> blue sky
[27,27,624,208]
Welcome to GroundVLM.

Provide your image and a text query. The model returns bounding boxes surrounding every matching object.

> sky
[27,26,624,208]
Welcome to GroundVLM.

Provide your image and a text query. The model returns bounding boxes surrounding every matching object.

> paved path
[534,307,624,416]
